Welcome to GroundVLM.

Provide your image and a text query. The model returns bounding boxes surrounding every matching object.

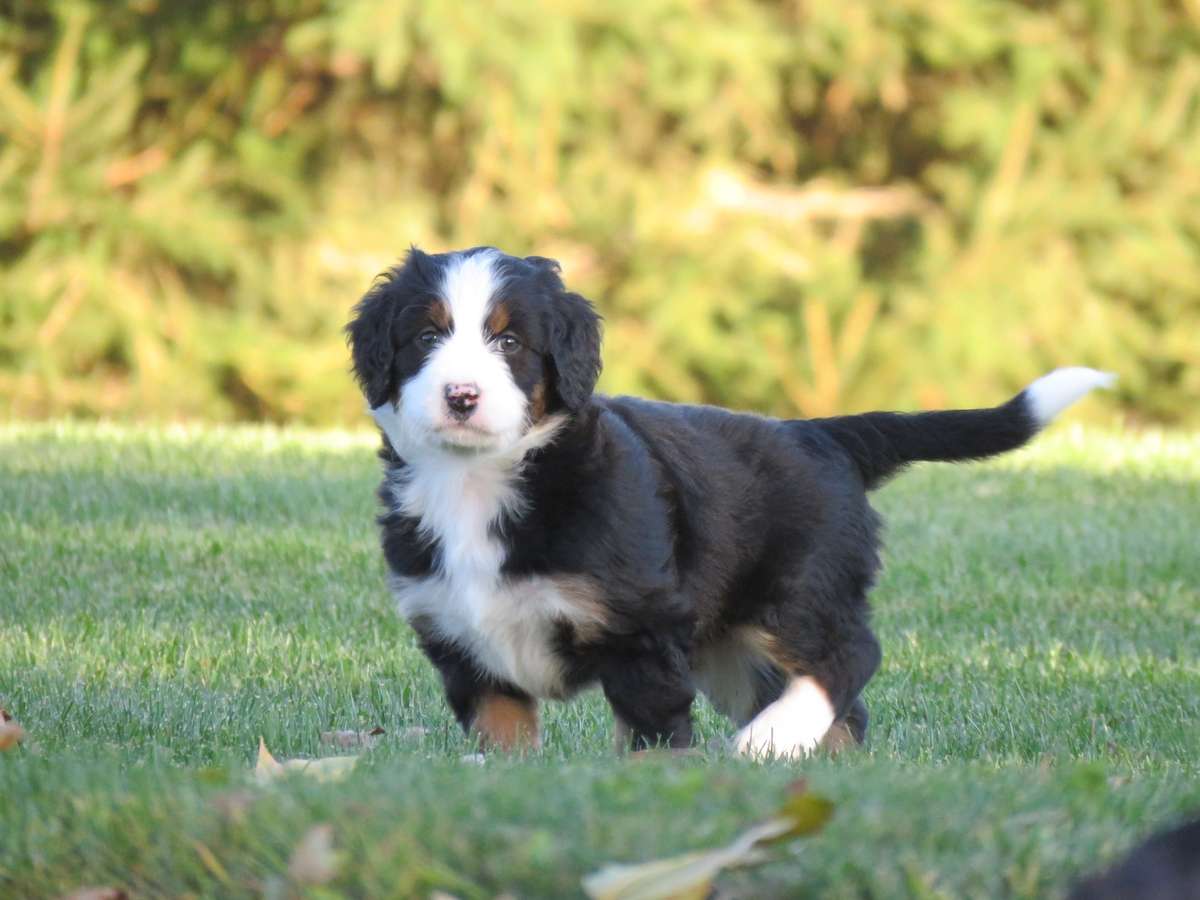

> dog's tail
[811,367,1116,489]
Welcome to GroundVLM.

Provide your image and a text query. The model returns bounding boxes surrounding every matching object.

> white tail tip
[1024,367,1117,425]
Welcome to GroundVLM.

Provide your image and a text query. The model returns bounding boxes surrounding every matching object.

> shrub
[1,1,1196,424]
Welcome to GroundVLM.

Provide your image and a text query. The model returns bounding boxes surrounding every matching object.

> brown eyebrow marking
[427,298,452,331]
[485,299,511,336]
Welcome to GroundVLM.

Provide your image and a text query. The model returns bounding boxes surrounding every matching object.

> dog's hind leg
[691,627,786,728]
[732,614,880,760]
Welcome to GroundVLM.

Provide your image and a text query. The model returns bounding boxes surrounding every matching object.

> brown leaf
[582,790,834,900]
[762,792,835,843]
[0,706,11,722]
[57,889,127,900]
[255,737,358,784]
[0,720,25,751]
[255,736,283,780]
[288,824,339,885]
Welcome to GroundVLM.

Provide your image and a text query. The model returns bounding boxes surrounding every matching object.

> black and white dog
[347,246,1113,757]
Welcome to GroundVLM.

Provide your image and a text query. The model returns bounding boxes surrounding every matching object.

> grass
[1,421,1198,898]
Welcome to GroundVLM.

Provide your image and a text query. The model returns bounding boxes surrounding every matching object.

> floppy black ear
[548,289,603,411]
[346,276,400,409]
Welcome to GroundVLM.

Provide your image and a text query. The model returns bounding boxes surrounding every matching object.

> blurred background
[1,0,1197,427]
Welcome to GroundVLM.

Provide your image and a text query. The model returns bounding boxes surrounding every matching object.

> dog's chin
[433,422,506,454]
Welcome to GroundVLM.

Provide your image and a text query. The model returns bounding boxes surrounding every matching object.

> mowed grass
[1,421,1198,898]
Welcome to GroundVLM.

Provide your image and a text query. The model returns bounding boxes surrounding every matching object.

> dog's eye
[496,333,521,354]
[417,328,442,349]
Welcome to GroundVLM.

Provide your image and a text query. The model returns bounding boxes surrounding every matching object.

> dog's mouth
[433,421,501,451]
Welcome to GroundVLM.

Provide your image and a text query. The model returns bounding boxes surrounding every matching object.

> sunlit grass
[1,422,1198,897]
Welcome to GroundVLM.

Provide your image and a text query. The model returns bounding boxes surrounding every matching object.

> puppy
[347,246,1114,756]
[1070,817,1200,900]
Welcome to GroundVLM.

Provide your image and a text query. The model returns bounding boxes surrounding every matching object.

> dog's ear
[346,274,401,409]
[548,289,603,412]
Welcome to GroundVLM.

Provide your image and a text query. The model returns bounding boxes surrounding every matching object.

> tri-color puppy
[347,246,1114,757]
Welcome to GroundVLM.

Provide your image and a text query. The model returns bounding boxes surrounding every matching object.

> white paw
[734,726,821,760]
[733,676,835,761]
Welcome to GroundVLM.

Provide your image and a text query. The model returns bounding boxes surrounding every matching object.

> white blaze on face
[373,250,531,458]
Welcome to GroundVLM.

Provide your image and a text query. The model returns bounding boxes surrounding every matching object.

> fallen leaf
[255,737,359,784]
[256,737,283,780]
[288,824,339,885]
[0,720,25,751]
[319,726,385,750]
[581,789,834,900]
[57,889,127,900]
[762,792,835,842]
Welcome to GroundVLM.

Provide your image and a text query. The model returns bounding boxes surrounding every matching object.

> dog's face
[347,247,602,458]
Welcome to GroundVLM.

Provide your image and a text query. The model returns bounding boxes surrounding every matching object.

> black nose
[445,382,480,419]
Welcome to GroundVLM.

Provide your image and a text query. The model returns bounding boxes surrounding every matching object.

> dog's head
[347,247,602,458]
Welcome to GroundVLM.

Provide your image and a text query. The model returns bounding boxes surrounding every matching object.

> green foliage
[1,1,1198,424]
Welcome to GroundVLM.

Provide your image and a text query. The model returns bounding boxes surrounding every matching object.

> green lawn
[2,422,1198,899]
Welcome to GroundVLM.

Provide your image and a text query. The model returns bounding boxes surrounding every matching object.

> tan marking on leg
[742,626,804,672]
[692,626,777,726]
[473,694,539,752]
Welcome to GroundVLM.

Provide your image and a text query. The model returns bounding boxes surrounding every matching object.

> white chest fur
[387,455,598,699]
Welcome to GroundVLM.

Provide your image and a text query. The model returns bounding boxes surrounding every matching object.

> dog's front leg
[600,638,695,751]
[420,636,539,752]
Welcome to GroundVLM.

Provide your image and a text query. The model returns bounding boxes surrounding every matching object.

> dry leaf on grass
[57,889,127,900]
[288,824,339,885]
[255,737,358,784]
[319,726,385,750]
[0,720,25,751]
[581,790,834,900]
